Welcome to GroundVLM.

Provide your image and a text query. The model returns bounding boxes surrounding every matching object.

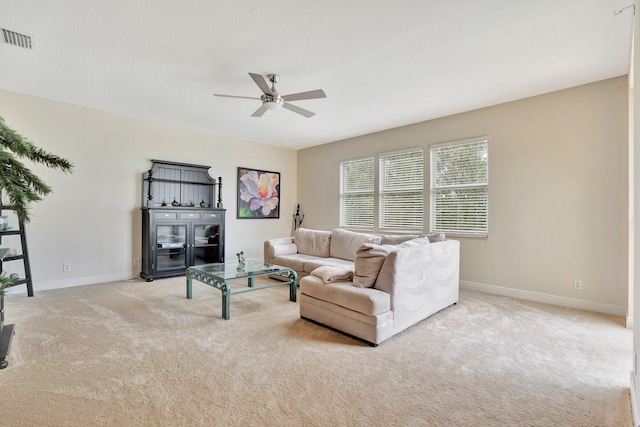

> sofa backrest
[329,228,382,261]
[379,233,446,245]
[379,234,421,245]
[294,228,331,257]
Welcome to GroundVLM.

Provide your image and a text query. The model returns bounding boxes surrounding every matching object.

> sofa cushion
[353,243,392,288]
[270,254,324,272]
[329,228,382,261]
[303,257,354,274]
[311,266,353,284]
[267,242,298,258]
[301,275,391,316]
[294,228,331,257]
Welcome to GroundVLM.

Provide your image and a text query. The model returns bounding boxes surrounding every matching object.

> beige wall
[298,76,628,310]
[631,0,640,421]
[0,77,628,312]
[0,89,297,291]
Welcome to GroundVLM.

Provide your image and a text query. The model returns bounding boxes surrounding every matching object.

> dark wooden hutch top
[142,159,223,209]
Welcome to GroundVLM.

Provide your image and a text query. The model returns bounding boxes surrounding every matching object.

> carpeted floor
[0,276,633,426]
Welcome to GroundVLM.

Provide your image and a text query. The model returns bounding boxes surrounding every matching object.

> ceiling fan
[214,73,327,118]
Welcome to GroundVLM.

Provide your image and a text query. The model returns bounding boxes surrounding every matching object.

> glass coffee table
[186,260,298,320]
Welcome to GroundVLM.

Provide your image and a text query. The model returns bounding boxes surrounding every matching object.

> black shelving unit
[0,206,33,370]
[0,205,34,296]
[0,249,15,369]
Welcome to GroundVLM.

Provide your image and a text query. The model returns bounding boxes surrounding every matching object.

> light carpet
[0,276,633,426]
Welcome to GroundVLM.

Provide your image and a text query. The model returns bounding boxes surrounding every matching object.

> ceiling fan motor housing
[261,94,284,110]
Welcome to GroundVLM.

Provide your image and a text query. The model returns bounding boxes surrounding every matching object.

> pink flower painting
[237,167,280,218]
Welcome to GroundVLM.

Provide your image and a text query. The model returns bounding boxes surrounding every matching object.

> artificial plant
[0,115,73,291]
[0,276,10,296]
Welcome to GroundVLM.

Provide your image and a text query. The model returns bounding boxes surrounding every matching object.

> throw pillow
[380,234,421,245]
[310,266,354,284]
[352,243,391,288]
[268,243,298,258]
[398,237,431,248]
[425,232,446,242]
[330,228,382,261]
[294,228,331,257]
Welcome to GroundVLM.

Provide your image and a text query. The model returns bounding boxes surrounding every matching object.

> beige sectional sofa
[264,228,383,277]
[264,228,460,345]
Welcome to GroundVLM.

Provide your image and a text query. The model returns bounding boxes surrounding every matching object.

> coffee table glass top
[189,259,285,280]
[186,260,297,320]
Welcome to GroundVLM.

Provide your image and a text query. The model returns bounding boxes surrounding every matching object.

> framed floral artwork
[237,167,280,219]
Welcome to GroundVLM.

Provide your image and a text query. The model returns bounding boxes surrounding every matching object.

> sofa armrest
[375,240,460,320]
[264,237,297,264]
[366,239,460,336]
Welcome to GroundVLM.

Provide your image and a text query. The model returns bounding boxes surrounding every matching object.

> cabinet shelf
[146,178,214,186]
[2,254,25,263]
[6,278,27,287]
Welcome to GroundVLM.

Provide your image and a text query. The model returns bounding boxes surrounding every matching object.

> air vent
[1,28,32,49]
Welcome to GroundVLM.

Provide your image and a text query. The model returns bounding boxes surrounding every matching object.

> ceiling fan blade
[282,89,327,102]
[282,102,315,118]
[251,104,269,117]
[249,73,273,95]
[213,94,261,100]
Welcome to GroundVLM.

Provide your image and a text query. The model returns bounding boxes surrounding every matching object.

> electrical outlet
[573,279,582,291]
[133,258,140,267]
[63,263,71,272]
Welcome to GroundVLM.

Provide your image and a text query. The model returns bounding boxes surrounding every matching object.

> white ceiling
[0,1,634,150]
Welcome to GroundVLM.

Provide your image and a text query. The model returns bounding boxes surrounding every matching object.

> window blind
[379,149,423,231]
[430,139,488,236]
[340,157,375,228]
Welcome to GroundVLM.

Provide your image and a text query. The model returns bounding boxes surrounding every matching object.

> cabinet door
[155,222,188,271]
[192,222,222,265]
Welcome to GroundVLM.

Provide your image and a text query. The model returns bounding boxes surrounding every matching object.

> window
[430,138,488,236]
[340,156,374,228]
[379,149,423,230]
[340,148,423,232]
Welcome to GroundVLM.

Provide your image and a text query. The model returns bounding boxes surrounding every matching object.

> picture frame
[237,167,280,219]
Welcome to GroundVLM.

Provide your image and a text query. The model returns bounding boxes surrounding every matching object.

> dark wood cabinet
[140,160,225,281]
[141,207,225,281]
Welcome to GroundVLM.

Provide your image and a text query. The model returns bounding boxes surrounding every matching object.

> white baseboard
[460,280,627,317]
[8,275,627,319]
[5,271,141,294]
[631,371,640,427]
